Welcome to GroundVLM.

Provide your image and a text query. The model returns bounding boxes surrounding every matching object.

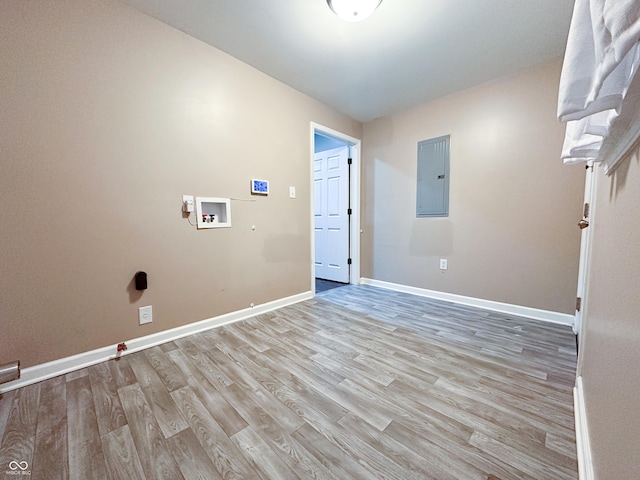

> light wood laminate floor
[0,285,578,479]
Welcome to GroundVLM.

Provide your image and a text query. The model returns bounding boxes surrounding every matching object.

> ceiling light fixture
[327,0,383,22]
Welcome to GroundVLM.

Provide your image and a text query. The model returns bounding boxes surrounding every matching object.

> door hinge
[347,158,353,165]
[583,202,590,218]
[347,208,352,215]
[347,258,352,265]
[576,297,582,312]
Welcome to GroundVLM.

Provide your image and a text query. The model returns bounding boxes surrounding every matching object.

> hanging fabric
[558,0,640,165]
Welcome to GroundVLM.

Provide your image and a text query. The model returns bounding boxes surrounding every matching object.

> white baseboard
[574,376,595,480]
[359,278,575,326]
[0,291,313,394]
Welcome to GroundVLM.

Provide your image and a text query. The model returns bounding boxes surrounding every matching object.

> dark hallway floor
[315,278,348,293]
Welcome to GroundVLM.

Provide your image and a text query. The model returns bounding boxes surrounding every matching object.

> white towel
[558,0,640,121]
[558,0,640,164]
[598,0,640,83]
[561,110,616,163]
[558,0,600,120]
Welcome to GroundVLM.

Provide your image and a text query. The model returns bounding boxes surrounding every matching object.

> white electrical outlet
[289,186,296,198]
[182,195,194,213]
[439,259,448,270]
[139,305,153,325]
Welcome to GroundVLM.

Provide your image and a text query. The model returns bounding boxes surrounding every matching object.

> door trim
[574,162,595,334]
[576,162,598,375]
[310,122,361,295]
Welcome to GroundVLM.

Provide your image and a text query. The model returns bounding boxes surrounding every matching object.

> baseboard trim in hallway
[360,277,575,326]
[0,290,313,394]
[574,376,595,480]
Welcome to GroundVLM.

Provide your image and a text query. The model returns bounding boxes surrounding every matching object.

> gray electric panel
[416,135,450,217]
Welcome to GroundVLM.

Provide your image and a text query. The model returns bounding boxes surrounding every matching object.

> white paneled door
[314,146,350,283]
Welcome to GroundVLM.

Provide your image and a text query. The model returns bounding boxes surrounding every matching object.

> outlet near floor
[139,305,153,325]
[439,259,448,270]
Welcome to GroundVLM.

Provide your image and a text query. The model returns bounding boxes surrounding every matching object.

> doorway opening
[310,123,361,296]
[315,278,347,293]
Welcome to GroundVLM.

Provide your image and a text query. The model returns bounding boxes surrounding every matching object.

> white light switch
[139,305,153,325]
[439,259,448,270]
[289,186,296,198]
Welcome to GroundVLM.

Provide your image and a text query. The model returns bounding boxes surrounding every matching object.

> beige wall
[579,152,640,477]
[361,59,584,313]
[0,0,361,368]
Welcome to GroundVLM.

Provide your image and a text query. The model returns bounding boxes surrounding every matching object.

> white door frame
[575,161,598,374]
[310,122,361,295]
[575,162,596,334]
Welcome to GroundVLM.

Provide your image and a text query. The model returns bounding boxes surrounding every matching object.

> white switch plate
[439,259,448,270]
[139,305,153,325]
[289,186,296,198]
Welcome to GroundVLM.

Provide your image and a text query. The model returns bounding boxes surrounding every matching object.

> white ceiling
[120,0,576,122]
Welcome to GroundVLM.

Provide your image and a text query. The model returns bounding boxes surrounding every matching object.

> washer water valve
[117,342,128,352]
